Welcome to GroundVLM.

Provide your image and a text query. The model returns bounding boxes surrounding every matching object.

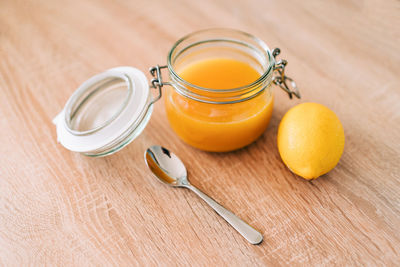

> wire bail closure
[150,50,301,102]
[272,48,300,99]
[149,65,169,105]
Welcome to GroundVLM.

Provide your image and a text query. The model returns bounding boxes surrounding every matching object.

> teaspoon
[144,145,263,245]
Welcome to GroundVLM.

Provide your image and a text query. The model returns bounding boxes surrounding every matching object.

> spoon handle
[186,184,263,245]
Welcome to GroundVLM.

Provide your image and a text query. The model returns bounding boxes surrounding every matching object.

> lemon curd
[165,58,274,152]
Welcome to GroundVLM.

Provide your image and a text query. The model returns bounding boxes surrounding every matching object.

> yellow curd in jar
[165,58,274,152]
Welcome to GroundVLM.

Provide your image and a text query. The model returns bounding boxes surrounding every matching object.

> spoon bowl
[144,145,263,245]
[145,145,188,186]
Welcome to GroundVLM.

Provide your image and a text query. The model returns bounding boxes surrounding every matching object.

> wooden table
[1,0,399,265]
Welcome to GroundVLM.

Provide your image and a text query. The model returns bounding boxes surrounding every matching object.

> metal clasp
[272,48,300,99]
[149,65,169,105]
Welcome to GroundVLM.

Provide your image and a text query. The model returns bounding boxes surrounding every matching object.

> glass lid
[53,66,151,154]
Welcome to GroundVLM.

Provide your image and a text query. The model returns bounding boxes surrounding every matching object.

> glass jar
[53,28,300,156]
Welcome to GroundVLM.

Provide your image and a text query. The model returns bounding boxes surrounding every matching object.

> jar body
[164,29,275,152]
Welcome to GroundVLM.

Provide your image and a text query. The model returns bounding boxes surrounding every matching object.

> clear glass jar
[165,29,275,152]
[53,28,299,156]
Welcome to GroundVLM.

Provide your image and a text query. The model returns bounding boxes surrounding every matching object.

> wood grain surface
[1,0,399,265]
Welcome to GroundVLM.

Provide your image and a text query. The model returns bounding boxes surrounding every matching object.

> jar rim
[167,28,275,93]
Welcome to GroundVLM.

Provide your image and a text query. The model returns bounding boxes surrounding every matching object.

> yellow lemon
[277,103,345,180]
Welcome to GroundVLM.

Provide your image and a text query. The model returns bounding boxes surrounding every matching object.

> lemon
[277,103,345,180]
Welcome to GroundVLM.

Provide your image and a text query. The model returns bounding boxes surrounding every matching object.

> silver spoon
[144,145,263,245]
